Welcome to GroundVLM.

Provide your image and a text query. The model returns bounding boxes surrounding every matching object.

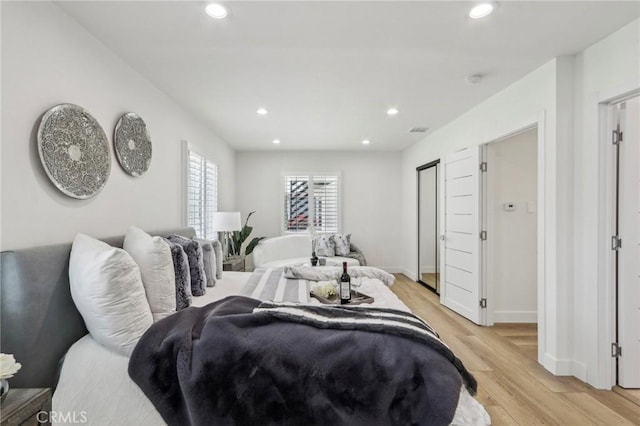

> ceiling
[57,1,639,151]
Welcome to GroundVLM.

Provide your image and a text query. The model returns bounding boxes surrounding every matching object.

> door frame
[476,113,546,360]
[480,124,539,326]
[598,89,640,389]
[416,159,441,294]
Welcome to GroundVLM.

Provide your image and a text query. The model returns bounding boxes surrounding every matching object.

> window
[283,174,339,233]
[187,148,218,239]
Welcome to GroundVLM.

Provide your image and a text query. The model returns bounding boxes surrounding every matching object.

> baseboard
[542,352,577,376]
[571,360,588,382]
[419,266,437,273]
[540,353,590,386]
[378,266,404,274]
[396,267,418,281]
[493,310,537,323]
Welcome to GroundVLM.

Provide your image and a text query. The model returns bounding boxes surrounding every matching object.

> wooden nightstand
[222,256,245,272]
[1,388,52,426]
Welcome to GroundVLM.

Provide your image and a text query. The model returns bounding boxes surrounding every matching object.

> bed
[0,228,489,425]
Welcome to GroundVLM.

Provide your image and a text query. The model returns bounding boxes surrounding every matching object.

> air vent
[409,127,429,133]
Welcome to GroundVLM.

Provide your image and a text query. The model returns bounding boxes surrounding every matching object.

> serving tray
[310,290,374,305]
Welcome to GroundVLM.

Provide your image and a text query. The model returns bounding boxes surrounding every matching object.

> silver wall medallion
[37,104,111,199]
[114,113,152,177]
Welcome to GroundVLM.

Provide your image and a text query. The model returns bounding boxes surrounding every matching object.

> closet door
[617,97,640,388]
[441,148,481,324]
[418,163,440,293]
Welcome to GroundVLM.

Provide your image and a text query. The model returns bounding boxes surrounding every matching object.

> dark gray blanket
[129,296,476,426]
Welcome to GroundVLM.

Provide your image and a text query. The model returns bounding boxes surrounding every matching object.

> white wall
[235,150,402,271]
[400,58,569,375]
[488,129,537,323]
[400,18,640,387]
[572,19,640,388]
[0,2,236,250]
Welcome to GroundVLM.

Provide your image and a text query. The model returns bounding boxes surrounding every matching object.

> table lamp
[211,212,242,259]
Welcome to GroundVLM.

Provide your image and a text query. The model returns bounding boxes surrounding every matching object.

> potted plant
[229,211,265,258]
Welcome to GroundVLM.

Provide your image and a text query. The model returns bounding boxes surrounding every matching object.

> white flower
[312,281,337,298]
[0,354,21,380]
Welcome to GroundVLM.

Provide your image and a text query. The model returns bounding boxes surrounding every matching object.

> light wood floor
[420,272,439,291]
[391,274,640,425]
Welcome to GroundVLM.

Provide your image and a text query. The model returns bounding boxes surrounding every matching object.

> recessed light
[387,108,399,116]
[205,3,229,19]
[272,139,281,145]
[469,3,495,19]
[362,139,371,145]
[256,108,268,115]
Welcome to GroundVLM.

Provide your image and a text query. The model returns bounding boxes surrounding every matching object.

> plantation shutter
[283,174,339,233]
[187,150,218,239]
[204,160,218,239]
[312,175,339,233]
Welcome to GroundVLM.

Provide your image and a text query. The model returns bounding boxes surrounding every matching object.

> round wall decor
[37,103,111,199]
[114,113,152,177]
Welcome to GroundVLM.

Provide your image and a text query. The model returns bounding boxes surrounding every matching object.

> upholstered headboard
[0,227,196,389]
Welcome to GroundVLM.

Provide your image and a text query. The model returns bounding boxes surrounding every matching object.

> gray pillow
[195,238,216,287]
[211,240,223,279]
[333,234,351,256]
[315,235,335,257]
[163,238,192,310]
[166,234,206,297]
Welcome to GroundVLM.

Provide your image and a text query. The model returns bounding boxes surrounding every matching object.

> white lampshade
[210,212,242,232]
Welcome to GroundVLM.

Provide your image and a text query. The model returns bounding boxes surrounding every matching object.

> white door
[441,148,482,324]
[617,97,640,388]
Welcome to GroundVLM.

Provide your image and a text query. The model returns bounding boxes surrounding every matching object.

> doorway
[612,96,640,388]
[417,160,440,293]
[482,127,538,326]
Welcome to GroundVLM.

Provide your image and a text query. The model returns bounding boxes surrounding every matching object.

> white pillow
[123,226,176,321]
[194,238,217,287]
[69,233,153,356]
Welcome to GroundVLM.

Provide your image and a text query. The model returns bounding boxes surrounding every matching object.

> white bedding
[54,272,489,425]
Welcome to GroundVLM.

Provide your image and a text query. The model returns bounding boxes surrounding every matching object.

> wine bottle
[340,261,351,304]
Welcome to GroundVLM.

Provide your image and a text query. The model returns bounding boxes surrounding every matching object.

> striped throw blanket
[254,301,477,396]
[241,267,310,303]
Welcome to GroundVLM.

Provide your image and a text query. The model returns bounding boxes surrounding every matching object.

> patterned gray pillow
[211,240,223,279]
[166,234,206,297]
[195,238,216,287]
[315,235,335,257]
[163,238,192,310]
[333,234,351,256]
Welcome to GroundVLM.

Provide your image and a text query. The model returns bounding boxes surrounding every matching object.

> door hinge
[480,298,487,309]
[611,342,622,358]
[612,130,623,145]
[480,162,488,172]
[480,230,487,241]
[611,235,622,251]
